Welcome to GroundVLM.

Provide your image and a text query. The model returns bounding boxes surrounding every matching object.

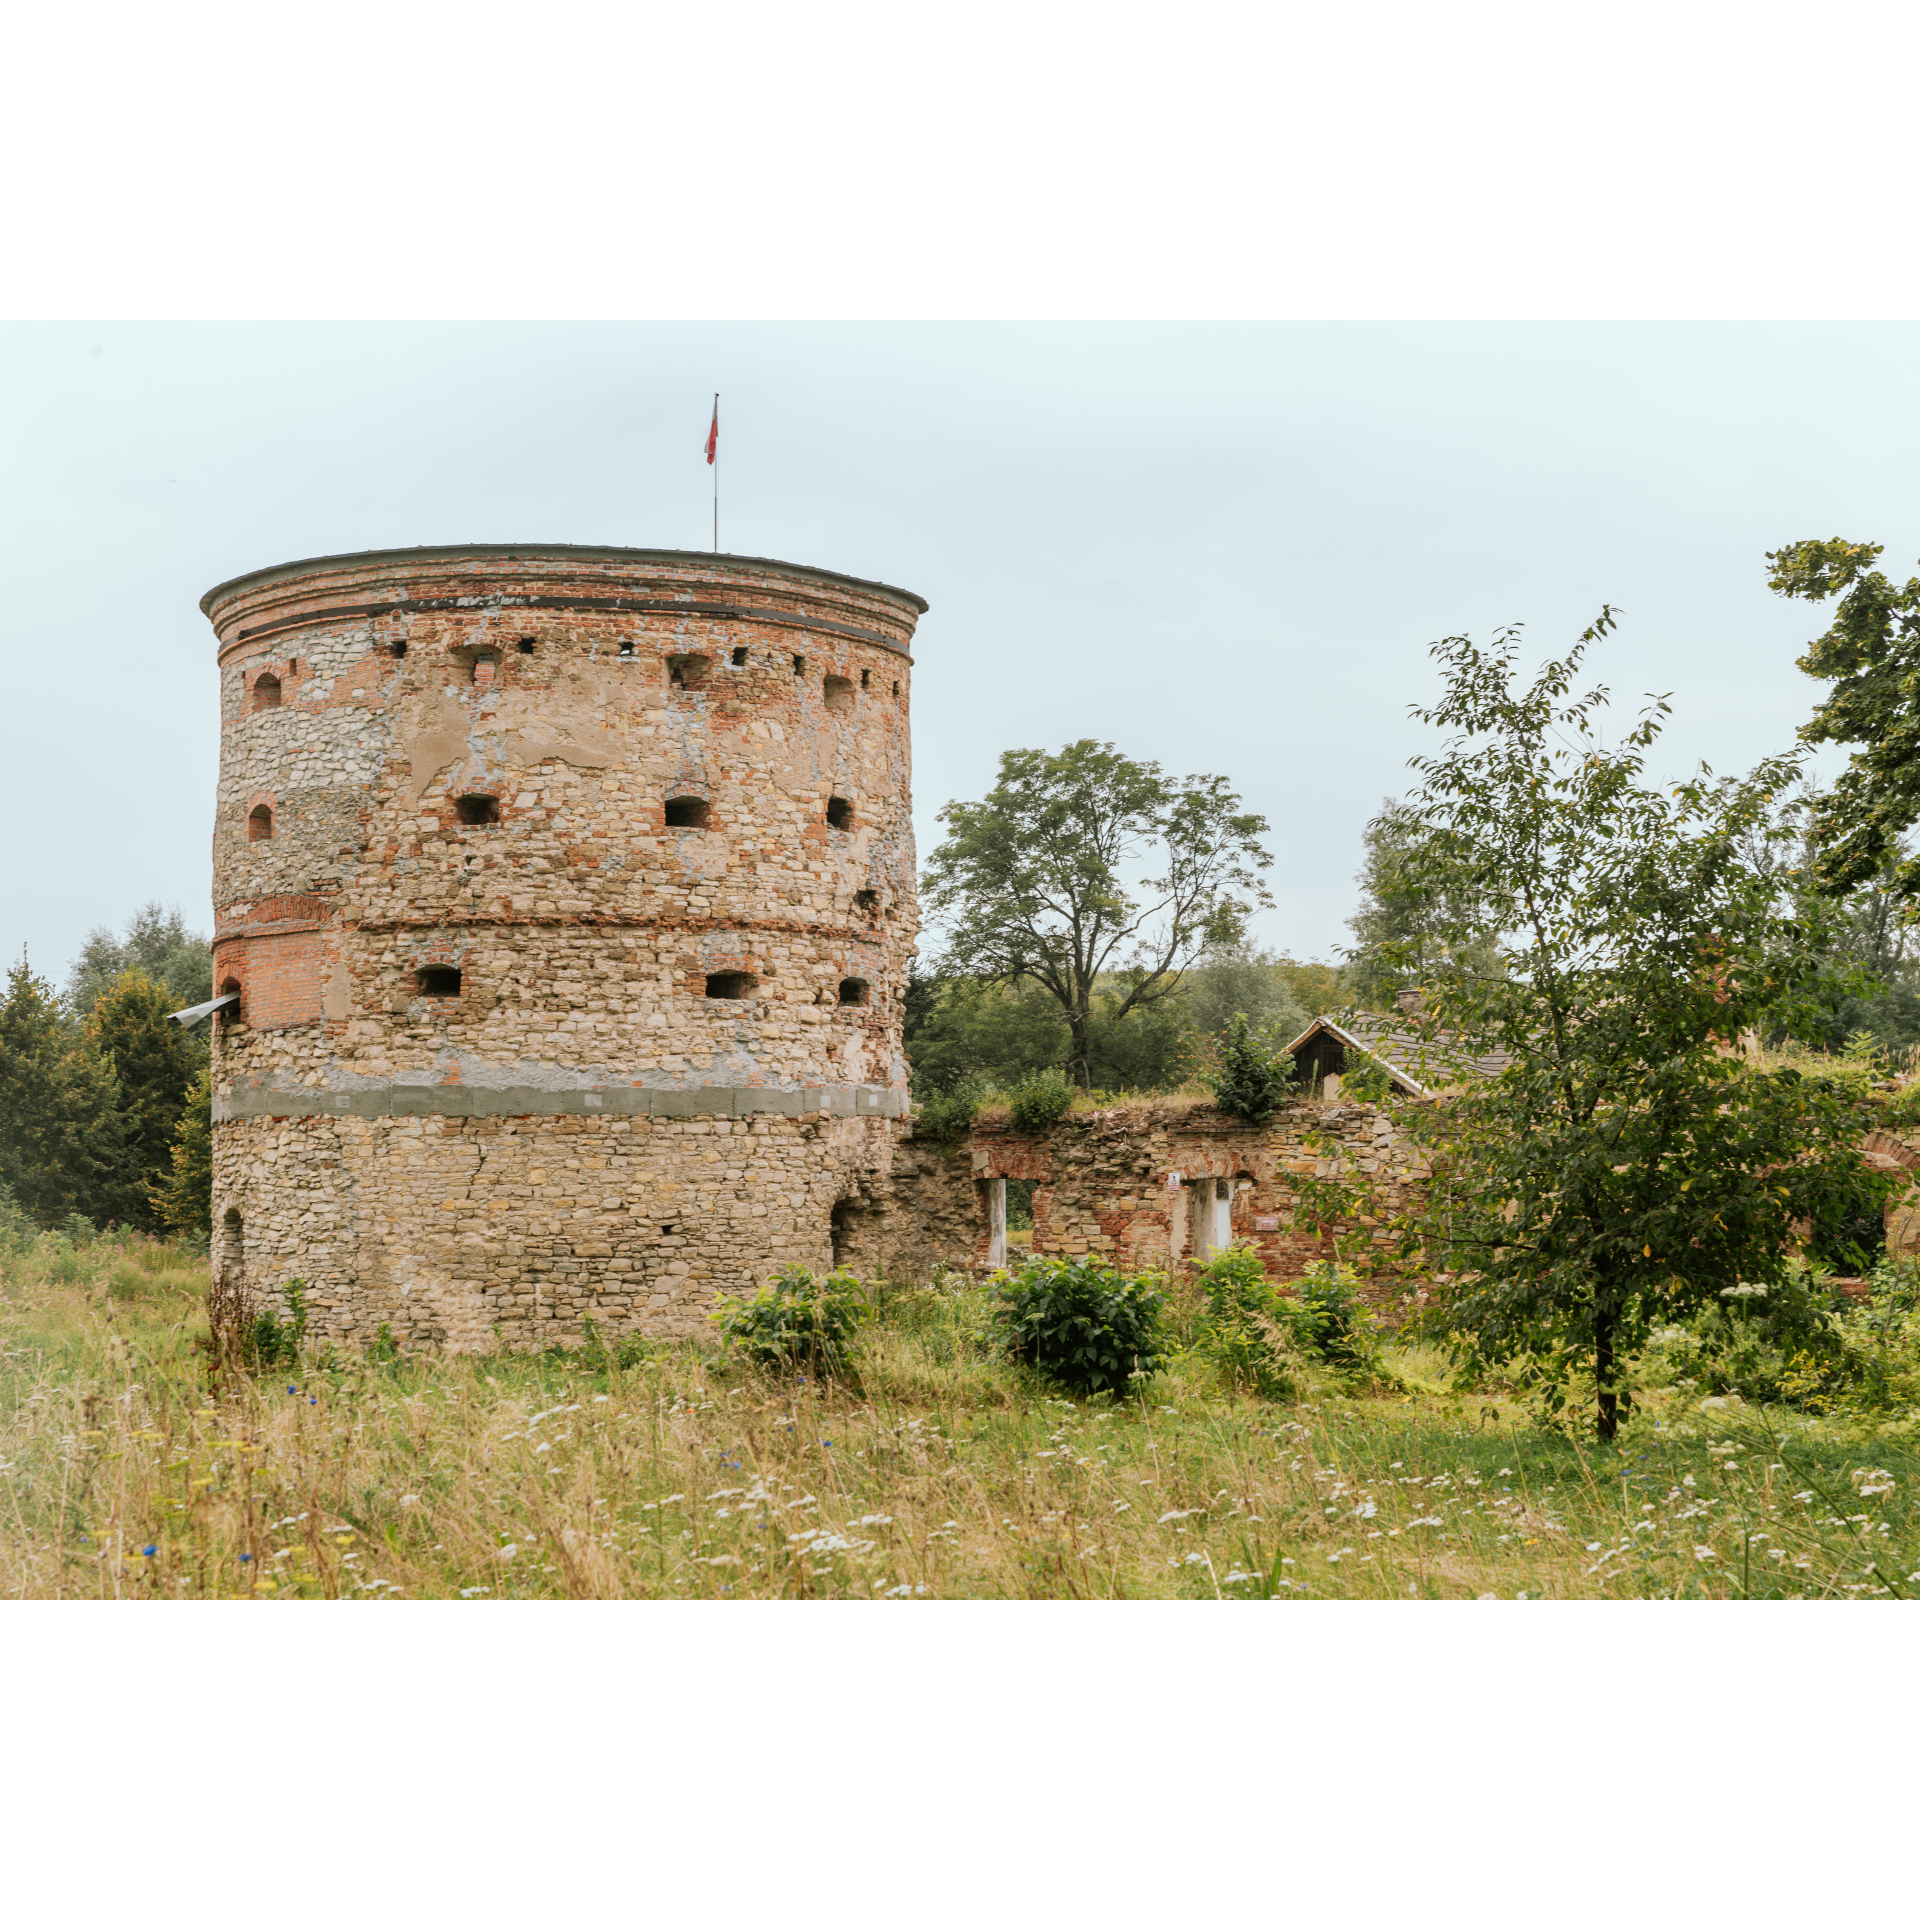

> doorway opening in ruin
[1189,1177,1233,1263]
[455,795,500,826]
[248,805,273,841]
[220,1209,243,1270]
[417,966,462,998]
[668,653,711,690]
[838,977,869,1005]
[826,797,854,832]
[1006,1178,1037,1258]
[217,978,243,1025]
[823,675,855,712]
[249,673,281,713]
[705,971,758,999]
[829,1195,881,1274]
[470,649,498,688]
[664,795,712,829]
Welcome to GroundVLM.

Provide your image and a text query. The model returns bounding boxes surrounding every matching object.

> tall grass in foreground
[3,1232,1918,1599]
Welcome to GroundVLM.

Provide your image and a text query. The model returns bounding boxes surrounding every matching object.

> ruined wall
[895,1098,1428,1293]
[204,544,926,1349]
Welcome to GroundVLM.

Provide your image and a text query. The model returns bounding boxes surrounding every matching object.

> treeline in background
[905,787,1920,1107]
[0,905,213,1240]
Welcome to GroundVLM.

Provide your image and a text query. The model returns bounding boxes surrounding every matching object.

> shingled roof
[1284,1013,1513,1099]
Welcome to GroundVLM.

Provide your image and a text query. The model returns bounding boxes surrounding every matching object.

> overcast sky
[5,320,1919,987]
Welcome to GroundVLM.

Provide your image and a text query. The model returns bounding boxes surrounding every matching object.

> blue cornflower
[141,1544,156,1558]
[287,1386,296,1394]
[239,1553,253,1564]
[308,1396,317,1405]
[822,1440,832,1448]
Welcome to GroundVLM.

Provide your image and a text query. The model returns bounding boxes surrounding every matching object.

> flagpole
[712,392,719,553]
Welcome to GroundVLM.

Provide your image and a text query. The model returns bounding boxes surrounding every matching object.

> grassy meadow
[3,1226,1918,1600]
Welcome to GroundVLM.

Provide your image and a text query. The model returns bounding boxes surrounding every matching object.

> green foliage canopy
[149,1067,213,1239]
[923,740,1272,1085]
[67,903,212,1021]
[0,957,127,1228]
[1770,538,1920,903]
[1202,1012,1296,1126]
[86,968,200,1228]
[1362,615,1892,1441]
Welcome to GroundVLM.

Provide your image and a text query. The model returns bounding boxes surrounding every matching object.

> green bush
[914,1073,989,1140]
[1634,1266,1856,1408]
[712,1264,870,1374]
[1007,1068,1074,1133]
[1336,1051,1396,1104]
[991,1255,1167,1395]
[1202,1014,1296,1126]
[249,1313,297,1367]
[1287,1259,1375,1370]
[1193,1243,1299,1398]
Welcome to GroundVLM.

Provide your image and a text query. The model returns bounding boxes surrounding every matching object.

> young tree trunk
[1595,1289,1619,1443]
[1066,998,1093,1089]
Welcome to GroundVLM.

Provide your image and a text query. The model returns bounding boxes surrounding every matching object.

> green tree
[0,956,129,1227]
[67,902,212,1021]
[1361,615,1888,1442]
[922,740,1272,1087]
[1769,537,1920,902]
[87,968,200,1227]
[1345,796,1503,1007]
[904,972,1069,1094]
[1736,777,1920,1054]
[1182,939,1311,1046]
[149,1067,213,1239]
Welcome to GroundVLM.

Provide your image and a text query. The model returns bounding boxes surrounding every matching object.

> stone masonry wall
[203,545,927,1351]
[885,1097,1428,1297]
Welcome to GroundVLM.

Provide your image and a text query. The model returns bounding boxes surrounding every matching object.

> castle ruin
[203,544,924,1349]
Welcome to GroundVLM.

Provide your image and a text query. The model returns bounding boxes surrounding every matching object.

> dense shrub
[1193,1244,1298,1398]
[1634,1266,1857,1408]
[913,1072,989,1141]
[1287,1259,1375,1369]
[1007,1068,1074,1133]
[991,1255,1167,1395]
[1335,1050,1396,1104]
[712,1264,869,1373]
[1202,1014,1295,1126]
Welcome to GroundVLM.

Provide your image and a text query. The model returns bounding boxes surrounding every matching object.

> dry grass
[968,1083,1218,1124]
[4,1229,1918,1600]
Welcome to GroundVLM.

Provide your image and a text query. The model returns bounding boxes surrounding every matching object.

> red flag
[704,396,718,466]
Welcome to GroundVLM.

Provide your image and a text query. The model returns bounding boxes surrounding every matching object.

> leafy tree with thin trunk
[0,956,128,1227]
[922,740,1272,1086]
[1349,615,1890,1442]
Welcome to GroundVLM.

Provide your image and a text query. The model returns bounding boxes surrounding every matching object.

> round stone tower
[200,544,925,1350]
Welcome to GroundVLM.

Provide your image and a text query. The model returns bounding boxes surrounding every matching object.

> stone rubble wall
[204,547,927,1352]
[225,1108,897,1347]
[878,1097,1429,1297]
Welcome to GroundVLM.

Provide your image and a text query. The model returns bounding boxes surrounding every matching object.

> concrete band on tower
[202,544,924,1350]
